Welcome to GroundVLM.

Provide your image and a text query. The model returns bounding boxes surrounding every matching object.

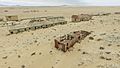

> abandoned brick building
[71,14,92,22]
[54,30,91,52]
[5,15,19,21]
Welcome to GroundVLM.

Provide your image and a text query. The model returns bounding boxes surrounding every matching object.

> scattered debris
[21,65,25,68]
[96,38,103,41]
[18,55,21,58]
[5,62,7,64]
[78,49,81,51]
[106,58,112,60]
[99,47,104,50]
[31,33,34,35]
[31,52,36,56]
[39,52,42,55]
[8,66,11,68]
[49,51,52,53]
[52,66,54,68]
[52,28,56,31]
[100,20,103,24]
[2,56,8,59]
[82,51,88,54]
[89,37,94,40]
[108,44,112,46]
[100,33,106,36]
[105,52,111,54]
[34,40,37,43]
[78,62,84,66]
[100,56,105,59]
[48,39,51,41]
[37,43,40,46]
[117,45,120,47]
[100,56,112,61]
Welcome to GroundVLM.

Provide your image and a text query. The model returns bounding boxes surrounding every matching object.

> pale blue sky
[0,0,120,6]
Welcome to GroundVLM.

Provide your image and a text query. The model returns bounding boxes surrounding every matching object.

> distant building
[54,30,91,52]
[114,12,120,14]
[5,15,19,21]
[71,14,92,22]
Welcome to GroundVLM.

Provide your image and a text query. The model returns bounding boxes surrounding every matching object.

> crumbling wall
[5,15,19,21]
[71,14,92,22]
[54,30,91,52]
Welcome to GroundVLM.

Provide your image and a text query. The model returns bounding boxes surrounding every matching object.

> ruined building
[71,14,92,22]
[114,12,120,14]
[5,15,19,21]
[54,30,91,52]
[8,16,67,34]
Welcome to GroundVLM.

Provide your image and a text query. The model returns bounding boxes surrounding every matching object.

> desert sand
[0,6,120,68]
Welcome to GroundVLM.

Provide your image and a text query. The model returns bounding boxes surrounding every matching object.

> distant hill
[0,4,8,6]
[0,1,21,7]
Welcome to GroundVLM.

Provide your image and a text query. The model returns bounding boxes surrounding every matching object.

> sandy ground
[0,6,120,68]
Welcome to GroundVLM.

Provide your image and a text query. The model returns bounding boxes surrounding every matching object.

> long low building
[8,16,67,34]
